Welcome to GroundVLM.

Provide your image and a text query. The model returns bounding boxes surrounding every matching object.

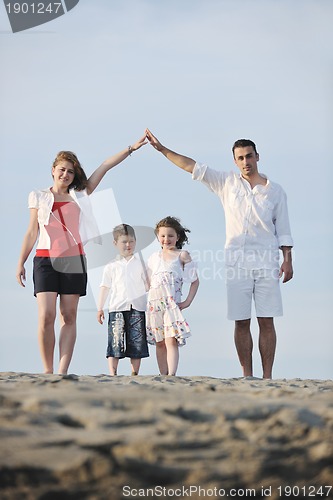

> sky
[1,0,332,379]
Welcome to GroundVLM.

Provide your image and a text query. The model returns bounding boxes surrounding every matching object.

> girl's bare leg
[58,294,80,375]
[165,336,179,376]
[36,292,58,374]
[156,340,168,375]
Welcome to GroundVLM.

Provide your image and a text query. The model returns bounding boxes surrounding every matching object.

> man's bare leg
[234,319,253,377]
[257,317,276,379]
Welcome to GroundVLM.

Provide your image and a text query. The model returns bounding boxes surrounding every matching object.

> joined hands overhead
[145,128,164,152]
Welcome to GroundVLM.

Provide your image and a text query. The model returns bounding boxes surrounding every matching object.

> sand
[0,372,332,499]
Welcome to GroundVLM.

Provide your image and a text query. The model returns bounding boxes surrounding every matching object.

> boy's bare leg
[130,358,141,375]
[107,357,119,376]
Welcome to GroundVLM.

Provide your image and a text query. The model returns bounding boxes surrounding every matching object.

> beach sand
[0,372,332,499]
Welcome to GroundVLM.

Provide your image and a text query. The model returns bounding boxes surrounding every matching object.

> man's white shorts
[226,267,283,320]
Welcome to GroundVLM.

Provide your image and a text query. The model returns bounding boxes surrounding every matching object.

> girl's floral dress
[146,251,198,346]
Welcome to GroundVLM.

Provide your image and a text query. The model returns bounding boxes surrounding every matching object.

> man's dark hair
[232,139,258,158]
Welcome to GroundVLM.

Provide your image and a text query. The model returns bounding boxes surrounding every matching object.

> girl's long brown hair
[155,216,190,249]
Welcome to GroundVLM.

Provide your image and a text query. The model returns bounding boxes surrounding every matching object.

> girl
[146,216,199,375]
[16,136,147,375]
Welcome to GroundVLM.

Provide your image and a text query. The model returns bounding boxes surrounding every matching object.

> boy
[97,224,149,375]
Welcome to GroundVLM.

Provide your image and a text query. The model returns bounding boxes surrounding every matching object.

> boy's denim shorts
[107,309,149,359]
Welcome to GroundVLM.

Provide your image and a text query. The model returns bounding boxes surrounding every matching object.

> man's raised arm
[146,129,195,173]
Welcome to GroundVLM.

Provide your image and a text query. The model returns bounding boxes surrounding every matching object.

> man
[145,129,293,379]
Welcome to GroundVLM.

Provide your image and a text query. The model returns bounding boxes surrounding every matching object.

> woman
[16,136,147,374]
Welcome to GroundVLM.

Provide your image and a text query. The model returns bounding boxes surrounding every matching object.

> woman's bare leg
[58,294,80,375]
[36,292,58,374]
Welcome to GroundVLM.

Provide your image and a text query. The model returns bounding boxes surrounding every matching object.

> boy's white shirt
[99,254,147,312]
